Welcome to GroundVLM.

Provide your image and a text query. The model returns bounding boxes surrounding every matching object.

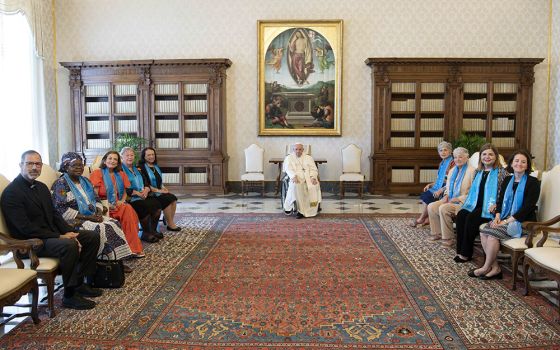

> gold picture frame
[258,20,343,136]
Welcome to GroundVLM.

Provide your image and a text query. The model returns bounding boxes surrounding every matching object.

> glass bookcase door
[183,83,209,150]
[84,84,111,149]
[153,83,180,149]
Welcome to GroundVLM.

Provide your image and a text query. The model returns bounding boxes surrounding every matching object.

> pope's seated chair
[241,144,265,197]
[339,144,365,198]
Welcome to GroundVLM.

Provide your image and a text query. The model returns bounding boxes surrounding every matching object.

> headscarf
[59,152,83,172]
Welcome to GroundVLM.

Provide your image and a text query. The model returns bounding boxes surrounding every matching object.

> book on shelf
[391,82,416,94]
[463,98,487,112]
[420,99,444,112]
[463,118,486,131]
[185,138,209,149]
[114,84,137,96]
[155,119,180,133]
[390,137,415,148]
[155,100,179,114]
[421,82,445,94]
[155,138,179,149]
[184,119,208,132]
[185,172,208,184]
[391,99,415,112]
[162,173,180,184]
[420,137,443,148]
[492,137,515,148]
[463,83,487,94]
[86,120,110,133]
[491,118,515,131]
[87,139,111,149]
[420,118,444,131]
[493,83,517,94]
[115,120,138,133]
[154,84,179,95]
[184,83,208,94]
[115,101,137,114]
[86,101,110,114]
[391,118,415,131]
[184,100,208,113]
[85,84,109,97]
[391,169,414,183]
[492,100,516,113]
[419,169,438,183]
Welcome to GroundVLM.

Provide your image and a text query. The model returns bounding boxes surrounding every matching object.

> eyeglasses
[24,162,43,168]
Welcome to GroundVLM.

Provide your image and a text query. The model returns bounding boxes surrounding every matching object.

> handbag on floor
[92,247,125,288]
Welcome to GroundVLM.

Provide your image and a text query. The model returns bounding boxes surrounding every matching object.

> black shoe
[284,210,292,216]
[479,271,503,280]
[76,284,103,298]
[141,231,159,243]
[317,205,322,212]
[153,231,164,239]
[467,268,481,277]
[454,256,471,263]
[166,225,182,232]
[62,294,96,310]
[296,212,304,219]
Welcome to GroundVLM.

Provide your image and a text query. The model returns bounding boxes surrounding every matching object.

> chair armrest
[0,231,43,269]
[523,215,560,230]
[531,226,560,247]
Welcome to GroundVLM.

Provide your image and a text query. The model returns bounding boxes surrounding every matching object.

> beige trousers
[427,200,461,240]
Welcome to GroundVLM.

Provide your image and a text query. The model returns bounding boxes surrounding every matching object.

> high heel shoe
[166,225,182,232]
[479,271,503,280]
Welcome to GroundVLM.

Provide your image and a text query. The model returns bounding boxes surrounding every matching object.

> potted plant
[452,131,486,156]
[113,134,148,160]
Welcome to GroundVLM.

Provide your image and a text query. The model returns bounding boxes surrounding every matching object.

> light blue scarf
[123,165,144,202]
[448,165,467,200]
[461,168,500,219]
[501,174,528,238]
[64,173,96,215]
[431,156,453,193]
[101,168,125,205]
[144,163,163,196]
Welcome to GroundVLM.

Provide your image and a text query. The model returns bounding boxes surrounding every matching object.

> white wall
[55,0,551,181]
[548,1,560,169]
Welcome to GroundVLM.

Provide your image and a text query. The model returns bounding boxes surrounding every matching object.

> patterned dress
[51,176,133,260]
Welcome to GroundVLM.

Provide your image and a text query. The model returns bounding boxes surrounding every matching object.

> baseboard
[227,181,370,195]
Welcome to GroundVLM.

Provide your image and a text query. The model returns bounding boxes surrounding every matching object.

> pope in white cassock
[283,143,322,218]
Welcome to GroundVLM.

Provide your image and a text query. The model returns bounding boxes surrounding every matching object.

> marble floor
[175,191,424,215]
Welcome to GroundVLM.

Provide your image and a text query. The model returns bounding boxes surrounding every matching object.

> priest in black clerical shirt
[1,150,102,310]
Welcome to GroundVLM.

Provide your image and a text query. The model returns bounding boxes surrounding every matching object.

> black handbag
[92,248,125,288]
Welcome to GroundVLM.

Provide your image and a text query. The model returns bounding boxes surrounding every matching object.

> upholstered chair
[36,163,60,189]
[241,144,265,196]
[339,144,365,198]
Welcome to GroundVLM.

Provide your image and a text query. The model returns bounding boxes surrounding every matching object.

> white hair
[437,141,453,152]
[453,147,469,157]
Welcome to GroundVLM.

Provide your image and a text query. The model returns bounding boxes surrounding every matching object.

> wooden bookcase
[365,58,543,194]
[61,59,232,194]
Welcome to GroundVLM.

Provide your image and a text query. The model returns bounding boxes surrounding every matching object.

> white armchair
[241,144,265,196]
[339,144,365,198]
[36,163,60,189]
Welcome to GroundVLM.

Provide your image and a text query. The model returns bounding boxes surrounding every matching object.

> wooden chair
[339,144,365,198]
[499,165,560,290]
[0,174,60,318]
[0,238,42,326]
[241,144,265,197]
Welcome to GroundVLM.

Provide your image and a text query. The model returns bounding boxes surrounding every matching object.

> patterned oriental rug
[2,214,560,349]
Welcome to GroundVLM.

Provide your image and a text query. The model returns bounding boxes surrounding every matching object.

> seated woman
[411,141,454,227]
[89,151,145,257]
[454,143,508,263]
[120,147,163,242]
[468,150,540,279]
[51,152,134,264]
[426,147,476,245]
[138,147,181,231]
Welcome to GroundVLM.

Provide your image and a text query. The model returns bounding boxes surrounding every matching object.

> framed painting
[258,20,343,136]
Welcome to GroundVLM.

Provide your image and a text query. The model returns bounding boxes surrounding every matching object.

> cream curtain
[0,0,48,58]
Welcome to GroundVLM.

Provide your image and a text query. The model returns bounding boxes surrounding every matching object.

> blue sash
[123,165,144,202]
[461,168,500,219]
[144,163,163,196]
[101,168,125,205]
[501,174,528,238]
[64,173,96,215]
[431,156,453,192]
[448,165,467,200]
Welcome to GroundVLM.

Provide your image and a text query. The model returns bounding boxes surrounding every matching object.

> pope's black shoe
[296,212,305,219]
[62,294,96,310]
[76,283,103,298]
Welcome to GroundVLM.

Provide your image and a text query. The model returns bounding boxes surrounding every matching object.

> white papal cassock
[283,153,322,217]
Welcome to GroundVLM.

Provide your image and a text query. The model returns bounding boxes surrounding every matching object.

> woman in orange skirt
[90,151,145,257]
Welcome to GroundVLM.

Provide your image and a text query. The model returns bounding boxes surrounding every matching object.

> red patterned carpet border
[0,213,559,349]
